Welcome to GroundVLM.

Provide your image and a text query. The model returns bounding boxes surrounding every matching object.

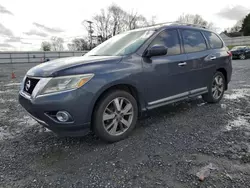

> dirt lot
[0,60,250,188]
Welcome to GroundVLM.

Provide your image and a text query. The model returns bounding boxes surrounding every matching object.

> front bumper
[19,89,92,136]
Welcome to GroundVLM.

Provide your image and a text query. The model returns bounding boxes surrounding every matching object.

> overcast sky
[0,0,250,51]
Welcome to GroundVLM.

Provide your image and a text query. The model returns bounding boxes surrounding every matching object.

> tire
[239,54,246,60]
[202,72,225,103]
[93,90,138,142]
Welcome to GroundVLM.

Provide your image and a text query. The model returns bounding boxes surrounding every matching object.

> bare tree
[90,4,156,43]
[67,38,88,51]
[51,36,64,51]
[124,11,148,30]
[93,9,112,42]
[177,14,214,29]
[67,43,76,51]
[108,4,126,36]
[41,41,51,51]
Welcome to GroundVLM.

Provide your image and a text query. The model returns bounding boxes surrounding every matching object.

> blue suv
[19,24,232,142]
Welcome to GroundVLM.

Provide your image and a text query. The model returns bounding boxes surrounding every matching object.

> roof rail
[139,21,207,29]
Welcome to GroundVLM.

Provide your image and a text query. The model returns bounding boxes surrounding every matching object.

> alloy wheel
[102,97,134,136]
[212,75,224,100]
[240,54,246,60]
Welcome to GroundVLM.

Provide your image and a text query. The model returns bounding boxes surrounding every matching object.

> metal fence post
[10,53,12,64]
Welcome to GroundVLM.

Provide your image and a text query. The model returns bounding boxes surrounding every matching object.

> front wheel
[93,90,138,142]
[239,54,246,60]
[202,72,225,103]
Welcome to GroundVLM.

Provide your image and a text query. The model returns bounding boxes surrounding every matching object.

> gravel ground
[0,60,250,188]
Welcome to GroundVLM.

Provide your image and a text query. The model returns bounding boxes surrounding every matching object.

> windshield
[231,46,246,50]
[85,30,155,56]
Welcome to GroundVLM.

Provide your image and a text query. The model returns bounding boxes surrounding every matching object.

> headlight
[39,74,94,95]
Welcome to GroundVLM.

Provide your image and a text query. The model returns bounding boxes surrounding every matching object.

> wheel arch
[88,82,146,129]
[216,68,228,90]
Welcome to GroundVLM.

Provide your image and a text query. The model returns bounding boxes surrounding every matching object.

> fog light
[56,111,70,122]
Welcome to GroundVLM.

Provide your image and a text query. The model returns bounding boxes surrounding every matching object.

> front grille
[23,77,40,95]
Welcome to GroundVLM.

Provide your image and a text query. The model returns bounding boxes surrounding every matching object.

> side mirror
[145,45,168,58]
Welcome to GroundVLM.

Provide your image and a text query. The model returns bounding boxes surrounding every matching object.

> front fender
[85,79,147,123]
[81,54,145,123]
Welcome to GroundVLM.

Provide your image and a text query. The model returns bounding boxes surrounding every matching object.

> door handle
[210,55,216,60]
[178,62,187,67]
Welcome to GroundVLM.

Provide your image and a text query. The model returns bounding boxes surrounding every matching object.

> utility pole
[85,20,93,49]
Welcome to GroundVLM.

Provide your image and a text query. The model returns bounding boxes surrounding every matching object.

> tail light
[227,51,232,57]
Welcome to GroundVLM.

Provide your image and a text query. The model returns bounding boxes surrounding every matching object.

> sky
[0,0,250,51]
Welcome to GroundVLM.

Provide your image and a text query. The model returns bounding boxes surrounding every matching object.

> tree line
[41,4,156,51]
[224,13,250,36]
[41,4,228,52]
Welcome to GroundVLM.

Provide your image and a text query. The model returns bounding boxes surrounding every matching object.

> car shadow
[10,97,210,157]
[29,97,206,144]
[7,96,224,172]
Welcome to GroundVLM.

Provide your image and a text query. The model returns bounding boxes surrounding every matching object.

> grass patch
[227,45,250,50]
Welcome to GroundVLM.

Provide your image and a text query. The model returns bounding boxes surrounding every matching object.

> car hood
[27,55,123,77]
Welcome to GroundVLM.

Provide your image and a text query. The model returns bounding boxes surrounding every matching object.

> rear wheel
[202,72,225,103]
[93,90,138,142]
[239,54,246,60]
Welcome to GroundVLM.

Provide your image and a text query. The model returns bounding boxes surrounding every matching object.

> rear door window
[203,31,223,49]
[149,29,181,56]
[181,29,207,53]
